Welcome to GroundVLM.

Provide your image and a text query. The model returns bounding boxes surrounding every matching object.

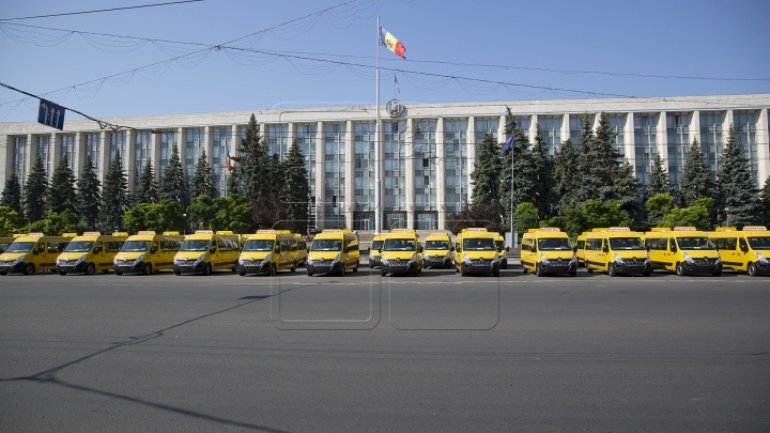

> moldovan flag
[225,146,233,171]
[380,26,406,59]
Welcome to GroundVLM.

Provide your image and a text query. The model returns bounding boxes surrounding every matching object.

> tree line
[450,107,770,237]
[0,114,311,236]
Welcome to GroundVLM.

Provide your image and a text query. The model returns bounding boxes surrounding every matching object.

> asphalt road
[1,267,769,433]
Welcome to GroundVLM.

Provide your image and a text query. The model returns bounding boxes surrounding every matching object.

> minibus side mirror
[456,246,462,253]
[307,247,311,253]
[150,246,158,254]
[418,246,423,253]
[32,247,40,255]
[93,246,102,254]
[572,246,577,253]
[209,246,217,254]
[670,244,677,253]
[496,247,503,252]
[450,246,455,251]
[506,246,510,252]
[275,246,281,253]
[602,246,608,253]
[740,244,749,253]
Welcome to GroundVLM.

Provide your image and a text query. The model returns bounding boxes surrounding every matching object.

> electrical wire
[0,0,205,21]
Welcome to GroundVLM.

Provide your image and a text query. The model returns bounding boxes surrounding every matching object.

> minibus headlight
[613,253,624,264]
[13,255,26,265]
[194,254,206,264]
[683,253,695,263]
[261,254,272,265]
[75,255,87,264]
[539,253,550,264]
[757,253,768,263]
[332,254,340,264]
[134,254,144,265]
[463,254,471,264]
[407,253,416,265]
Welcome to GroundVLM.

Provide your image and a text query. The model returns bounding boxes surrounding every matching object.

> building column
[689,111,701,149]
[624,113,635,169]
[50,133,60,180]
[315,121,325,229]
[466,116,476,204]
[657,112,668,167]
[435,117,446,230]
[125,129,136,193]
[497,114,506,141]
[287,122,296,150]
[344,121,355,229]
[176,128,186,184]
[559,114,569,152]
[25,134,34,178]
[405,118,415,229]
[151,131,161,183]
[99,131,109,183]
[204,126,213,166]
[756,108,769,186]
[73,132,84,176]
[528,114,538,146]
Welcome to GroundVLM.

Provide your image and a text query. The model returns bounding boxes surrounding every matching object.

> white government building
[1,94,769,231]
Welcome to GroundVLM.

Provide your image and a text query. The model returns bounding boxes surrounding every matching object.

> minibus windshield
[384,239,416,251]
[179,240,211,251]
[748,236,770,249]
[676,237,715,250]
[425,240,449,250]
[121,241,150,252]
[63,241,94,252]
[609,237,645,250]
[537,238,571,251]
[311,240,342,251]
[243,240,274,251]
[463,238,494,250]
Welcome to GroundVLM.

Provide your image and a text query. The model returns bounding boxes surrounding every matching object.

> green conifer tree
[135,158,159,204]
[761,176,770,225]
[470,132,503,206]
[23,156,48,222]
[282,141,311,234]
[192,150,214,199]
[160,145,189,208]
[719,126,762,226]
[679,138,713,207]
[77,155,101,229]
[47,155,78,215]
[647,153,671,197]
[530,125,554,219]
[1,171,23,216]
[552,139,580,214]
[99,151,129,231]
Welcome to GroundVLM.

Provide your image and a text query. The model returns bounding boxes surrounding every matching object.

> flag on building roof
[226,145,233,171]
[380,26,406,59]
[394,74,400,94]
[500,135,514,156]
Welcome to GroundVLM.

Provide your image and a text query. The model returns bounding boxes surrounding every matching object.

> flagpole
[374,16,382,234]
[510,136,515,247]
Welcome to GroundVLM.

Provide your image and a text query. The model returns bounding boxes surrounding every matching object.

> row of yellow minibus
[2,225,767,277]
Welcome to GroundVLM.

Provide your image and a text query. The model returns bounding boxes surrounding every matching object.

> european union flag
[500,135,514,156]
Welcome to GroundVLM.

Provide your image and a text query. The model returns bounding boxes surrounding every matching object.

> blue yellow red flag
[380,26,406,59]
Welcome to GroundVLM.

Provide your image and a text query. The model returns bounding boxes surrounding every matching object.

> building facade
[1,94,768,231]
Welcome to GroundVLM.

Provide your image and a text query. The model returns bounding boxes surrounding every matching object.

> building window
[605,113,626,157]
[414,119,436,211]
[296,123,317,225]
[323,122,346,229]
[444,119,468,215]
[354,122,376,212]
[266,123,289,161]
[538,115,562,155]
[634,113,658,185]
[384,121,406,213]
[569,113,595,148]
[60,135,75,170]
[211,127,231,197]
[134,130,151,191]
[12,136,27,184]
[35,135,51,175]
[353,211,374,231]
[108,131,126,168]
[733,110,759,182]
[666,113,691,187]
[84,133,100,172]
[159,130,178,180]
[474,117,499,162]
[415,211,438,230]
[700,111,724,176]
[384,211,407,230]
[185,128,204,188]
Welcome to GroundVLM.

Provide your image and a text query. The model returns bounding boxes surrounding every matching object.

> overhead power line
[0,0,204,22]
[0,81,132,130]
[3,20,769,83]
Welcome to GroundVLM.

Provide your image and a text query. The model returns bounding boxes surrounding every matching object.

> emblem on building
[386,98,405,118]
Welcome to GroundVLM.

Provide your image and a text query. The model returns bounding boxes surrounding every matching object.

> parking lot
[1,266,769,432]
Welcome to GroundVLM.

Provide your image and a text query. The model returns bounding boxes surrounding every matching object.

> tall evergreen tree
[647,153,671,197]
[47,155,78,215]
[282,141,311,234]
[679,138,713,207]
[552,139,580,214]
[160,144,189,209]
[192,150,214,199]
[761,176,770,226]
[77,155,101,229]
[235,113,269,203]
[470,132,503,206]
[530,125,554,219]
[574,114,599,203]
[500,108,536,228]
[135,158,159,204]
[99,151,129,231]
[719,126,762,226]
[1,171,23,216]
[23,156,48,222]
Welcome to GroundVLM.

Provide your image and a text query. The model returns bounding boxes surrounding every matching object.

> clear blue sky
[1,0,769,124]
